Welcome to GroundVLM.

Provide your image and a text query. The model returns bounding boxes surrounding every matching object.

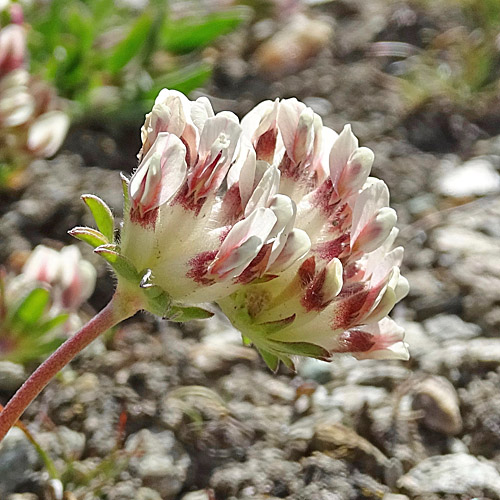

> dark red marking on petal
[313,233,350,261]
[301,267,327,311]
[180,136,192,168]
[343,261,361,281]
[218,225,232,244]
[335,329,375,353]
[298,256,316,287]
[220,184,243,225]
[189,150,224,199]
[255,128,278,163]
[313,178,335,215]
[279,152,301,181]
[236,244,272,284]
[172,184,205,216]
[130,206,158,228]
[332,282,369,329]
[186,250,218,284]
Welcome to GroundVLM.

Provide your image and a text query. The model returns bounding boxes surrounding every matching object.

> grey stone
[38,426,86,460]
[126,429,190,499]
[432,226,500,256]
[314,384,388,414]
[0,361,27,391]
[398,453,500,496]
[6,494,39,500]
[423,314,481,342]
[0,428,41,496]
[421,338,500,374]
[136,488,162,500]
[181,491,212,500]
[436,157,500,197]
[399,320,439,359]
[412,376,462,435]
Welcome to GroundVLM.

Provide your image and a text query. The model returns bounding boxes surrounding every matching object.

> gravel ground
[2,0,500,499]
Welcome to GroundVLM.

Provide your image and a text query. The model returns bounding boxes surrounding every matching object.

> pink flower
[103,90,407,368]
[0,24,26,76]
[22,245,96,312]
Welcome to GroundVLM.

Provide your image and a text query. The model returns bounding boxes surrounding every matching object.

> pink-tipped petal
[353,206,397,254]
[209,207,277,279]
[348,317,409,361]
[244,161,279,215]
[350,178,390,246]
[329,124,358,187]
[267,228,311,273]
[130,133,187,215]
[27,111,70,157]
[338,147,374,197]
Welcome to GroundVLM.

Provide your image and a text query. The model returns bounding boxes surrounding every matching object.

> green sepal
[81,194,115,242]
[11,288,50,332]
[258,348,279,372]
[165,305,214,322]
[120,173,130,213]
[94,244,139,282]
[258,314,296,335]
[280,355,295,371]
[267,340,330,360]
[141,284,172,317]
[69,226,109,249]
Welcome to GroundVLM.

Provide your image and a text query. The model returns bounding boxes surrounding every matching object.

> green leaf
[12,288,50,330]
[94,244,139,282]
[81,194,115,242]
[145,63,212,99]
[107,13,153,75]
[258,348,279,372]
[36,313,70,336]
[161,7,250,54]
[13,338,65,363]
[69,226,109,248]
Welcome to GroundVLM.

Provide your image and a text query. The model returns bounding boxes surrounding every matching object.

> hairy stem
[0,283,141,442]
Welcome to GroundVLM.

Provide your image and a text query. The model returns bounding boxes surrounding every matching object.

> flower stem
[0,284,141,442]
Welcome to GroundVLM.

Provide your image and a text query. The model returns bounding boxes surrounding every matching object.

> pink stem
[0,288,140,442]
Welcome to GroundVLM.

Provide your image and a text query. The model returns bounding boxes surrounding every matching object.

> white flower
[22,245,96,311]
[113,89,407,368]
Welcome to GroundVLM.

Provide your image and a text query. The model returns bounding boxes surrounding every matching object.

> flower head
[77,89,408,369]
[21,244,97,312]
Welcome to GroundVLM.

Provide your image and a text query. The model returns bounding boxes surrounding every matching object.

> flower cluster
[0,5,69,183]
[1,245,97,363]
[113,89,408,369]
[19,245,97,314]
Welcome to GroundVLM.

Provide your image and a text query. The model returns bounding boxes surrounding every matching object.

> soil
[2,0,500,499]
